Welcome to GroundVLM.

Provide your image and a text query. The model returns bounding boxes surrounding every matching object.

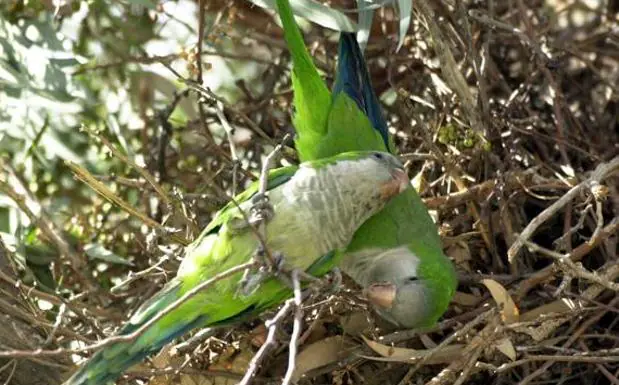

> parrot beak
[365,282,397,309]
[380,168,409,199]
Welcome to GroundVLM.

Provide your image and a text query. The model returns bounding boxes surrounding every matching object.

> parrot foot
[322,267,342,294]
[266,252,297,288]
[272,251,286,272]
[237,268,269,297]
[237,249,285,296]
[249,192,274,225]
[238,250,325,296]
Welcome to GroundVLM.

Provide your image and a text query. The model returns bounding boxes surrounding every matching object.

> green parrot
[275,0,457,328]
[64,150,409,385]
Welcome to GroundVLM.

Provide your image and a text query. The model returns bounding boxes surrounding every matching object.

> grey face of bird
[367,152,409,200]
[331,151,409,201]
[363,251,430,328]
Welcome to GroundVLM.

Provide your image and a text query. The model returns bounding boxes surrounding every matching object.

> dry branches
[508,156,619,263]
[1,1,618,385]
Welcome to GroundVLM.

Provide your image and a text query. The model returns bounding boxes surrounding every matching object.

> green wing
[275,0,330,151]
[64,166,302,385]
[275,0,387,161]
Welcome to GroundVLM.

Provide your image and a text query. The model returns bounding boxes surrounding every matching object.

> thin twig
[397,309,495,385]
[238,134,291,289]
[215,100,241,194]
[238,298,296,385]
[516,218,619,299]
[82,126,172,207]
[43,303,67,346]
[516,296,619,385]
[0,166,89,280]
[508,155,619,263]
[110,255,171,294]
[0,261,254,358]
[282,270,303,385]
[65,161,190,246]
[0,269,117,321]
[524,241,619,291]
[180,77,276,145]
[0,359,16,385]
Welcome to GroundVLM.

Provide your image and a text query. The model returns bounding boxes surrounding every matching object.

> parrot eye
[407,277,419,282]
[372,152,384,160]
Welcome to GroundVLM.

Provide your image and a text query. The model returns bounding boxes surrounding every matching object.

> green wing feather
[275,0,330,148]
[64,166,309,385]
[275,0,387,160]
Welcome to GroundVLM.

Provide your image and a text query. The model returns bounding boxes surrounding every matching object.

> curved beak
[365,282,397,309]
[380,168,409,200]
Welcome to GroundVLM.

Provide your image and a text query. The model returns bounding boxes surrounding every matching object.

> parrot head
[362,247,432,328]
[365,152,409,201]
[308,151,409,204]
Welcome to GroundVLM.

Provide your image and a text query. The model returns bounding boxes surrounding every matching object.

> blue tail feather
[332,32,391,151]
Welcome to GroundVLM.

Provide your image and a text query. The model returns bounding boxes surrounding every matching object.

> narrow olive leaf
[481,279,520,323]
[247,0,357,32]
[495,338,517,361]
[84,243,133,266]
[361,335,464,364]
[519,299,575,322]
[356,0,375,51]
[396,0,412,51]
[124,0,157,9]
[292,336,351,381]
[411,169,426,194]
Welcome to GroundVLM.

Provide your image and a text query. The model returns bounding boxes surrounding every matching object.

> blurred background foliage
[0,0,410,298]
[2,0,239,292]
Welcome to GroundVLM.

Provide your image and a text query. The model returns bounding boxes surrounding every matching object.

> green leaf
[84,243,133,266]
[396,0,412,51]
[356,0,375,51]
[123,0,157,10]
[248,0,357,32]
[24,244,57,265]
[28,263,56,291]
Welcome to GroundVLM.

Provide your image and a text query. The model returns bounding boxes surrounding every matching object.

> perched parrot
[275,0,457,328]
[64,150,409,385]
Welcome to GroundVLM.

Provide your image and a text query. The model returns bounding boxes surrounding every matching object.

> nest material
[1,1,618,385]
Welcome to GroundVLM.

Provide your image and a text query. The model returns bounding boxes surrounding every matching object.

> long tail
[275,0,331,139]
[332,32,392,152]
[64,281,207,385]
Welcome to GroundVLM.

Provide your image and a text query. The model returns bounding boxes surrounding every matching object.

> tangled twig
[508,155,619,263]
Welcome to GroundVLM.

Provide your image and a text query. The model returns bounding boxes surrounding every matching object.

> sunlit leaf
[84,243,133,266]
[247,0,357,32]
[496,338,517,361]
[356,0,375,51]
[361,335,464,363]
[396,0,412,51]
[481,279,520,323]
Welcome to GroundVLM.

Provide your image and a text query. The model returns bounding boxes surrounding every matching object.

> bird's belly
[265,213,326,271]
